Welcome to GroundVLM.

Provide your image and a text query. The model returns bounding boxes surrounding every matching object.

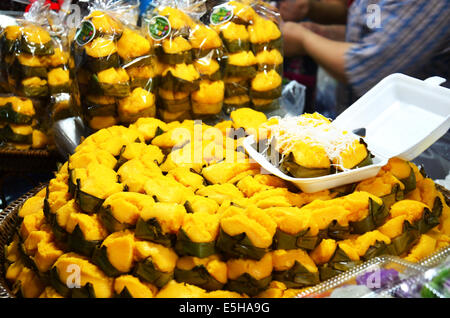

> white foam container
[244,73,450,193]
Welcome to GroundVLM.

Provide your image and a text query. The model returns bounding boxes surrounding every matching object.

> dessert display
[3,108,449,298]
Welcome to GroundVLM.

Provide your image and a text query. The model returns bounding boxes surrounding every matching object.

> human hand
[281,21,307,57]
[279,0,310,22]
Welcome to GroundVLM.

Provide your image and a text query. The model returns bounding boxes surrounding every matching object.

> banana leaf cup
[0,123,33,144]
[135,217,177,247]
[89,71,131,98]
[215,228,268,261]
[174,266,224,291]
[159,98,190,113]
[383,197,443,256]
[226,273,272,297]
[272,260,320,289]
[133,257,173,288]
[117,87,156,124]
[216,21,250,53]
[11,57,47,79]
[223,38,250,54]
[19,77,48,98]
[158,90,191,113]
[248,16,283,53]
[0,99,34,124]
[224,77,249,98]
[279,152,331,178]
[49,266,96,298]
[251,37,283,54]
[380,183,405,210]
[43,205,69,246]
[223,63,256,79]
[318,245,362,281]
[193,58,222,82]
[91,245,125,277]
[116,26,154,66]
[129,76,158,93]
[19,27,55,56]
[98,205,133,233]
[174,229,216,258]
[250,85,282,100]
[51,95,77,121]
[399,166,417,193]
[48,68,71,95]
[113,276,157,298]
[1,25,21,54]
[159,64,200,94]
[75,36,106,75]
[349,197,388,234]
[193,47,224,60]
[85,52,121,74]
[192,100,223,117]
[156,46,193,65]
[272,227,326,251]
[191,80,224,116]
[174,255,225,291]
[67,224,103,258]
[68,168,107,214]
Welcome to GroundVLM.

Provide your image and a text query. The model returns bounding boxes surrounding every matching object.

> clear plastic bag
[72,0,158,131]
[204,0,284,114]
[0,0,78,150]
[144,0,226,121]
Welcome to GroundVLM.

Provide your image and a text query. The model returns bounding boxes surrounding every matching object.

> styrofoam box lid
[244,73,450,193]
[333,73,450,161]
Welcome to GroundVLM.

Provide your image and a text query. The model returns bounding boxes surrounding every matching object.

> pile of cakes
[3,108,449,298]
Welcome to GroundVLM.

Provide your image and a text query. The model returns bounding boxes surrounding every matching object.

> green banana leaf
[216,228,267,260]
[350,198,388,234]
[272,260,320,289]
[279,152,331,178]
[174,265,224,291]
[0,102,33,124]
[134,217,176,248]
[67,224,102,257]
[225,273,272,297]
[174,228,216,258]
[133,257,173,288]
[91,245,124,277]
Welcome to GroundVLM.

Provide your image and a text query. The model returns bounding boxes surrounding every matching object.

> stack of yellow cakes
[4,108,449,298]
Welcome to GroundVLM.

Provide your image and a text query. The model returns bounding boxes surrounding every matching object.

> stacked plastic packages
[208,0,283,113]
[0,1,78,150]
[149,3,225,122]
[73,1,158,131]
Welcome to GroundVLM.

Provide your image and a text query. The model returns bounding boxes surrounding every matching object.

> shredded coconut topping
[262,115,360,171]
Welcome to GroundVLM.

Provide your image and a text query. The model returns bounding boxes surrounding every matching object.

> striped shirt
[336,0,450,113]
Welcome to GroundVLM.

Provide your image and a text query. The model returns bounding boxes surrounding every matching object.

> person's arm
[279,0,348,24]
[282,22,353,82]
[283,0,450,96]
